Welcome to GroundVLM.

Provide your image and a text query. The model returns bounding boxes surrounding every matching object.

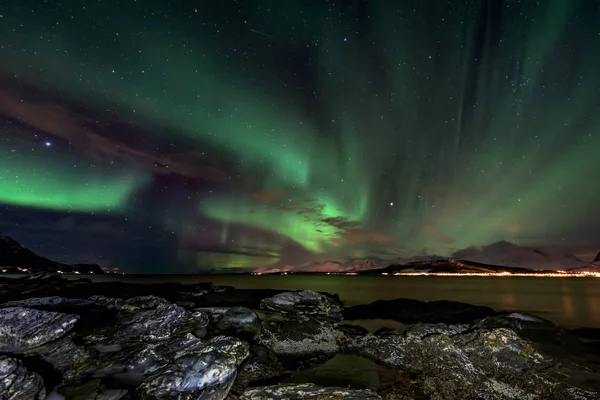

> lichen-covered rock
[260,291,342,322]
[356,324,593,400]
[216,307,261,341]
[136,336,249,400]
[240,383,381,399]
[0,306,78,352]
[259,317,342,358]
[0,356,45,400]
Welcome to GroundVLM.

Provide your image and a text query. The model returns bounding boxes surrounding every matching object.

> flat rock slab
[0,306,78,353]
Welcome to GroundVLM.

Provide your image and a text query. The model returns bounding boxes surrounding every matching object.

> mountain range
[0,235,104,274]
[1,235,598,275]
[261,240,599,274]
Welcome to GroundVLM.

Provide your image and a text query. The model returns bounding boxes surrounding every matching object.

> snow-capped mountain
[451,241,590,270]
[258,241,596,274]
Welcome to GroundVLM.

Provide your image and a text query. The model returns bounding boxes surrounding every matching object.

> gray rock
[120,303,189,341]
[240,383,381,399]
[120,295,170,312]
[83,302,190,346]
[260,291,342,322]
[137,336,250,400]
[0,306,78,353]
[0,356,45,400]
[216,307,261,341]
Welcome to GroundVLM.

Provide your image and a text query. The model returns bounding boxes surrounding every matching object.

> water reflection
[82,275,600,328]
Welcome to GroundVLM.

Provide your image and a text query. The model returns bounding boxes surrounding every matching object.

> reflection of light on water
[389,272,600,277]
[586,284,600,327]
[560,280,575,323]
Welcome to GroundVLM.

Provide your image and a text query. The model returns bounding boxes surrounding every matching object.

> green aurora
[0,0,599,270]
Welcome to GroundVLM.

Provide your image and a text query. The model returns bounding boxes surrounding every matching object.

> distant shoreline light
[251,271,600,278]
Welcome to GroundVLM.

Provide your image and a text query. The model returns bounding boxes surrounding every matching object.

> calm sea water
[79,275,600,329]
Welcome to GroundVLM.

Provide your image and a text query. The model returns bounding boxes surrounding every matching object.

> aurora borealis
[1,1,599,272]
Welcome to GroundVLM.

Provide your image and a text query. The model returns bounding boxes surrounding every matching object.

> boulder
[240,383,381,399]
[119,303,189,341]
[137,336,249,400]
[0,356,46,400]
[356,324,591,399]
[260,291,342,322]
[0,306,78,352]
[216,307,261,341]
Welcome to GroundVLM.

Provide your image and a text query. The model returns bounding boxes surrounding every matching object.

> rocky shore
[0,274,598,400]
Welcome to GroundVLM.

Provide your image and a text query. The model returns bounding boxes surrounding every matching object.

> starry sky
[1,0,599,272]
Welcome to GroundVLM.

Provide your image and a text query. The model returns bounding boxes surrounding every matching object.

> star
[44,141,52,147]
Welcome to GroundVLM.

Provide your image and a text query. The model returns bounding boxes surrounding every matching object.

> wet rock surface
[216,306,262,341]
[0,275,598,400]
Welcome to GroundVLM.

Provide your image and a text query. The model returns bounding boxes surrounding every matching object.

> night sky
[1,1,599,272]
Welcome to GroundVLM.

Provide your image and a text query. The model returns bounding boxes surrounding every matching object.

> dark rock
[571,327,600,341]
[594,252,600,263]
[89,295,123,310]
[260,291,342,322]
[343,298,496,324]
[0,306,78,353]
[258,317,342,360]
[24,334,92,380]
[57,379,129,400]
[136,336,249,400]
[0,356,46,400]
[216,307,261,341]
[231,345,287,394]
[240,383,381,399]
[190,309,211,338]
